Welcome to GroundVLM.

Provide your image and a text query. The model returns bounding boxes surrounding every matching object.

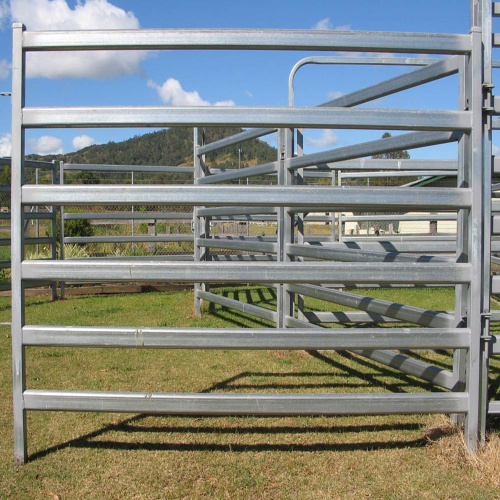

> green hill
[26,127,277,184]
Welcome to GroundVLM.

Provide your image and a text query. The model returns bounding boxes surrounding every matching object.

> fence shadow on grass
[29,350,450,462]
[29,411,435,462]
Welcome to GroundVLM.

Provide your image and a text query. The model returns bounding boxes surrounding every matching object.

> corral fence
[8,0,500,464]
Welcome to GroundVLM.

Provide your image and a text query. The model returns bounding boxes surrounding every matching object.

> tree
[75,170,101,184]
[371,132,411,186]
[372,132,410,160]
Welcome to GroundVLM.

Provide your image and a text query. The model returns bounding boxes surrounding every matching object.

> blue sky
[0,0,494,160]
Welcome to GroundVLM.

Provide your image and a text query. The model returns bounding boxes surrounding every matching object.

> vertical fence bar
[131,171,135,255]
[276,128,285,327]
[50,161,57,300]
[337,171,343,242]
[296,129,306,322]
[11,22,27,465]
[479,0,493,444]
[35,168,39,254]
[193,127,201,316]
[331,170,336,241]
[452,57,468,426]
[193,127,206,316]
[59,161,65,299]
[284,128,295,322]
[277,128,295,326]
[465,26,484,451]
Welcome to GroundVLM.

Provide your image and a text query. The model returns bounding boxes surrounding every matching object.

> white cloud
[312,18,333,30]
[0,133,11,157]
[10,0,146,79]
[28,135,63,155]
[306,130,339,148]
[312,18,350,31]
[327,90,344,100]
[72,134,95,150]
[0,1,9,28]
[245,90,254,99]
[493,145,500,155]
[0,59,10,80]
[148,78,235,106]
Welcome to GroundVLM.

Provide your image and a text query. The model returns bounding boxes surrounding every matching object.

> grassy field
[0,286,500,499]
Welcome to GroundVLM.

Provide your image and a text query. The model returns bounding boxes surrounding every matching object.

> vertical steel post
[479,0,493,445]
[50,161,57,301]
[451,56,468,427]
[331,170,336,241]
[296,129,306,322]
[276,129,285,327]
[337,171,343,242]
[59,161,65,299]
[193,128,209,316]
[35,168,39,254]
[11,22,27,465]
[131,171,135,255]
[464,26,484,451]
[277,128,294,327]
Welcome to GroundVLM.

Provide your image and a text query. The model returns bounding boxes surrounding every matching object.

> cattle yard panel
[10,0,498,464]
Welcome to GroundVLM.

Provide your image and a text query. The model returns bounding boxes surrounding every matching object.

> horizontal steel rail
[64,163,194,174]
[198,128,276,156]
[491,275,500,294]
[5,237,54,246]
[318,56,459,109]
[64,235,193,244]
[285,316,457,389]
[286,244,451,263]
[197,237,277,254]
[288,55,440,107]
[22,185,472,210]
[21,260,471,284]
[288,131,462,171]
[289,283,456,328]
[22,325,470,350]
[22,390,468,415]
[341,214,457,222]
[489,402,500,415]
[199,161,278,184]
[303,311,397,324]
[0,157,55,169]
[307,158,459,171]
[291,240,457,253]
[196,291,277,322]
[211,215,277,221]
[22,107,472,131]
[64,212,192,221]
[22,29,472,54]
[352,348,456,390]
[24,212,54,220]
[197,207,276,217]
[339,170,457,178]
[210,255,276,261]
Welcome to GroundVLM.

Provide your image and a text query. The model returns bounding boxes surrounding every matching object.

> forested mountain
[26,127,277,184]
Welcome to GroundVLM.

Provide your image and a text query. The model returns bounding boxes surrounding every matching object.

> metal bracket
[481,310,492,320]
[483,83,495,113]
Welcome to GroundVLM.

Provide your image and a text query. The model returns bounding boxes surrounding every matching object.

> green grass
[0,287,499,499]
